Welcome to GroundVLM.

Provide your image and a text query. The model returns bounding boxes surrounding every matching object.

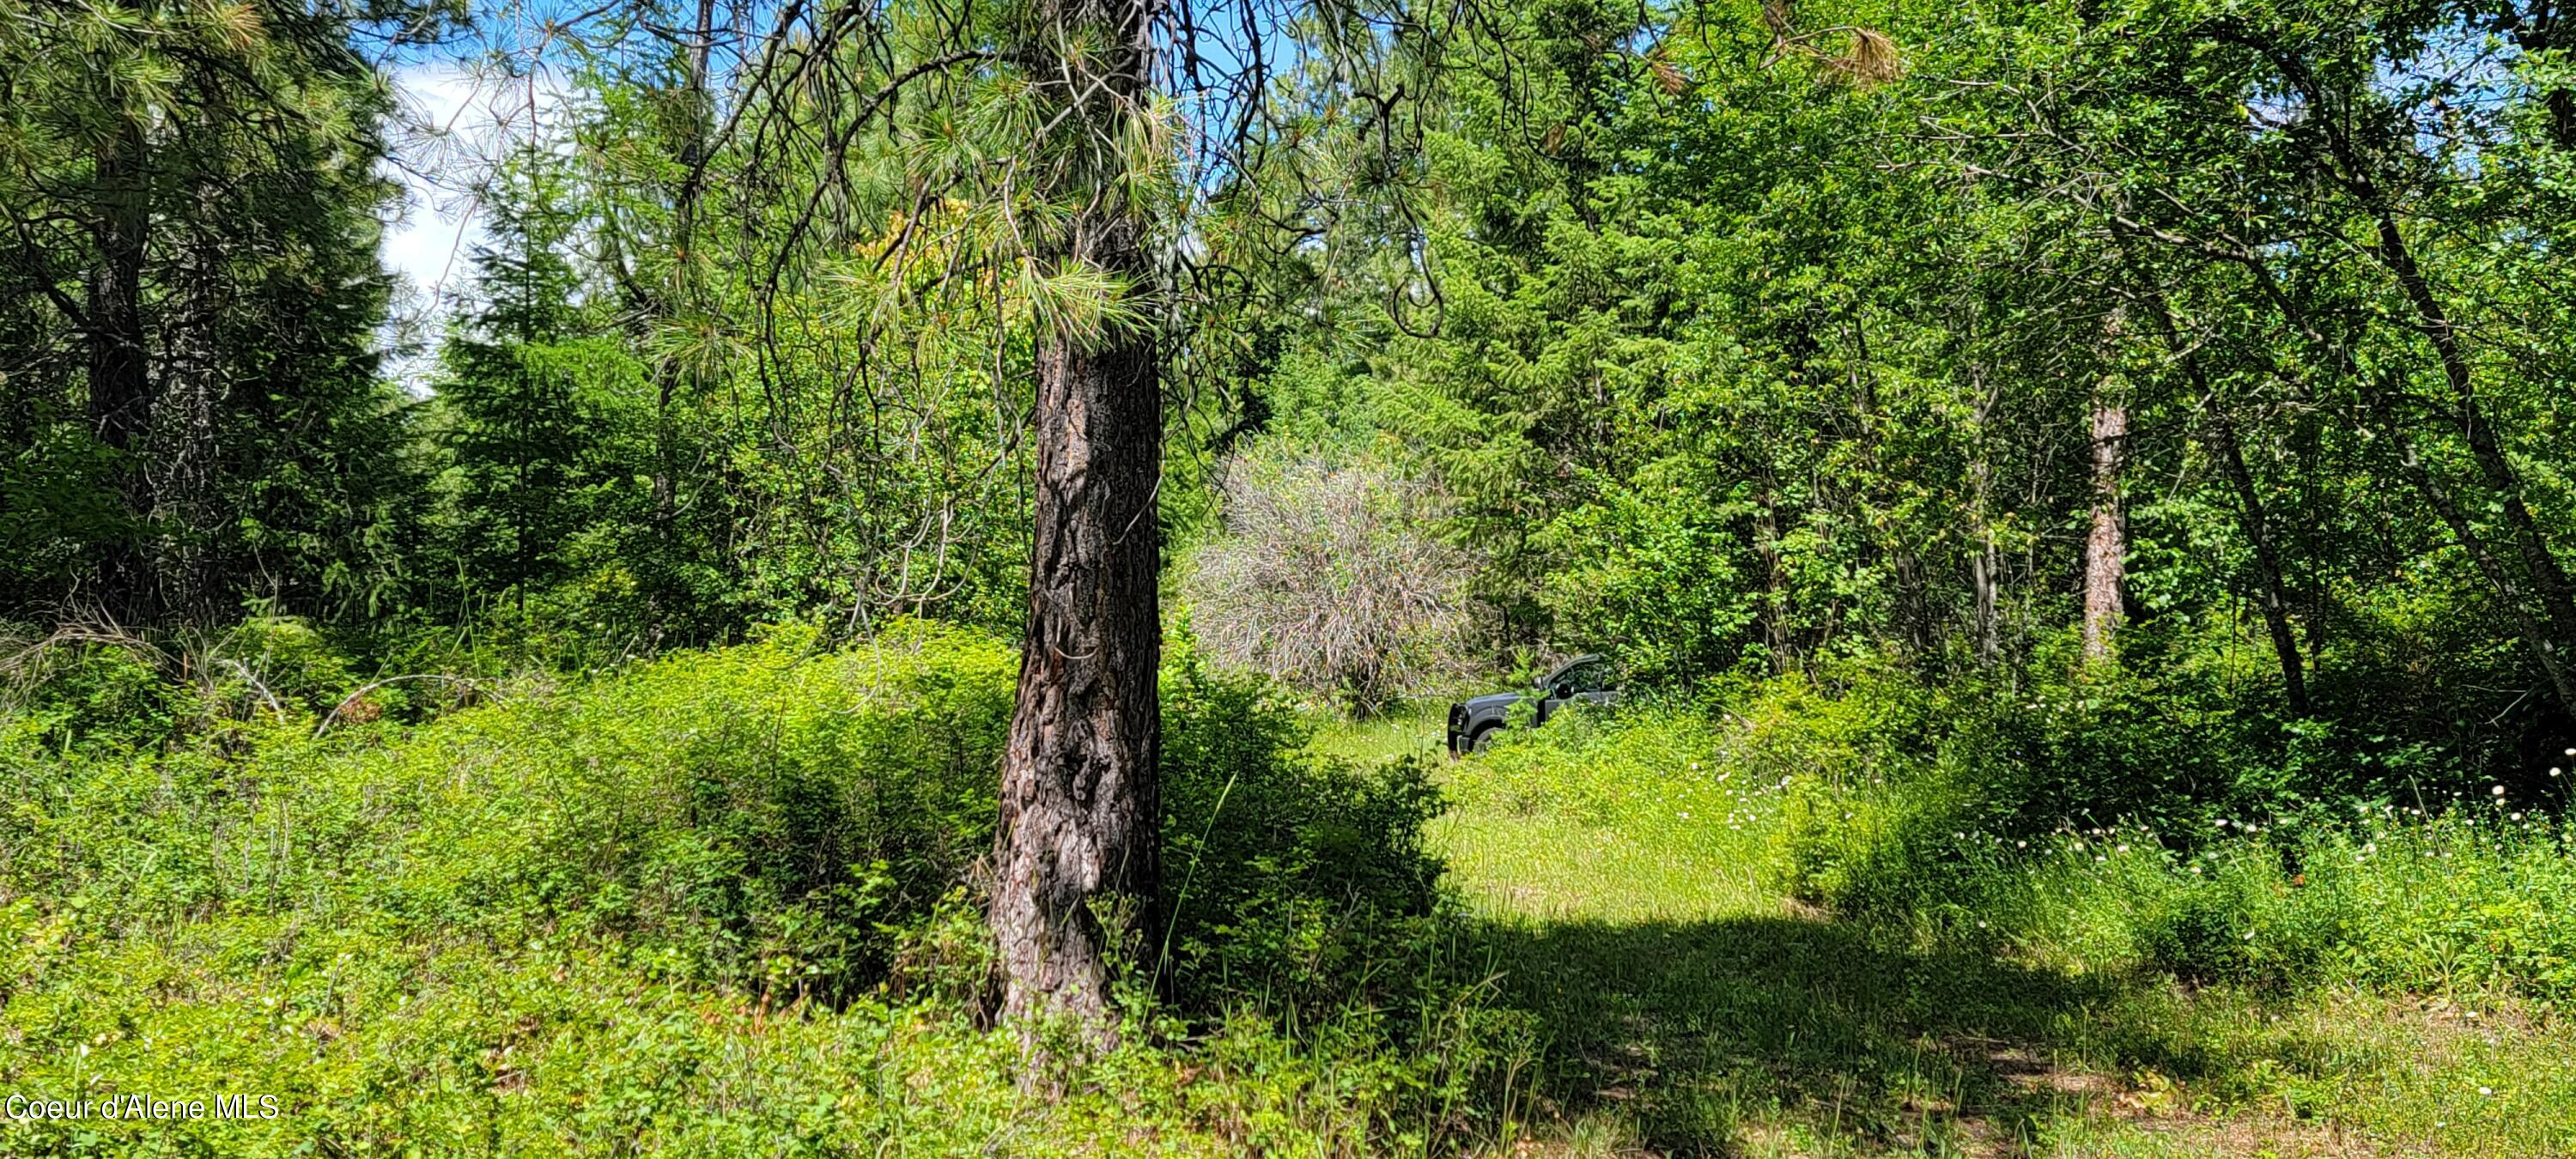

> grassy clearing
[1,631,1502,1156]
[10,635,2576,1156]
[1396,707,2576,1156]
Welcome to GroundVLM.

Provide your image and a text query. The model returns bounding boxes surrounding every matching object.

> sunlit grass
[1300,706,2576,1155]
[1301,701,1448,765]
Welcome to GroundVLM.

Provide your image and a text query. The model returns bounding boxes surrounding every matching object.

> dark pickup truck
[1446,654,1621,755]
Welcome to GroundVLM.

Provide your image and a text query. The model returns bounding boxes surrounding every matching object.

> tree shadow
[1474,911,2245,1156]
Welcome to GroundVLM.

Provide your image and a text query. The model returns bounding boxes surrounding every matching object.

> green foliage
[1159,654,1451,1010]
[0,627,1536,1155]
[0,641,189,753]
[1735,659,2576,1006]
[0,0,444,625]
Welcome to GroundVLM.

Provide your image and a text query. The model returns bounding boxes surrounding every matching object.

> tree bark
[88,117,155,622]
[992,226,1163,1044]
[156,188,228,626]
[990,0,1163,1053]
[2081,376,2126,664]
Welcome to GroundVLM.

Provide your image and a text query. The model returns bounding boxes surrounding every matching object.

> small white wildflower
[2480,1086,2494,1096]
[2015,840,2027,848]
[2493,786,2507,797]
[2190,865,2202,875]
[2512,813,2524,822]
[2117,844,2130,853]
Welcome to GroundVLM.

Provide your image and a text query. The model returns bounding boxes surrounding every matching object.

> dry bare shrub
[1185,448,1474,716]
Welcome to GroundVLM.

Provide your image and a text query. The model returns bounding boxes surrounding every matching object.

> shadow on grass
[1476,913,2236,1155]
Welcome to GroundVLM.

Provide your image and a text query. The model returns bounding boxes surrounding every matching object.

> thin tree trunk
[2208,411,2309,714]
[2230,246,2576,711]
[1969,367,2000,669]
[1754,480,1791,673]
[88,117,155,622]
[2252,34,2576,669]
[2366,210,2576,658]
[156,193,228,626]
[2081,378,2126,664]
[990,0,1163,1053]
[2136,283,2309,713]
[2393,428,2576,707]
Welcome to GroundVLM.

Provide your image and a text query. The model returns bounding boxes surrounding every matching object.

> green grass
[9,640,2576,1156]
[1301,707,2576,1156]
[1304,702,1451,766]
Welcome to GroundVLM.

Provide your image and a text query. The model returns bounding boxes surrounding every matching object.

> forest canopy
[12,0,2575,774]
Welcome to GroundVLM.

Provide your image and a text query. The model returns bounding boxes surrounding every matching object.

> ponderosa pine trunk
[2081,381,2127,664]
[88,118,155,623]
[990,0,1163,1050]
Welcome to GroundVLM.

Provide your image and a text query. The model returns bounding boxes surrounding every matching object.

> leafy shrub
[1717,650,2576,1004]
[0,622,1528,1156]
[1159,653,1450,1016]
[0,633,189,751]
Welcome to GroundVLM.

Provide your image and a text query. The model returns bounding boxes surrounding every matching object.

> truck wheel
[1468,724,1499,753]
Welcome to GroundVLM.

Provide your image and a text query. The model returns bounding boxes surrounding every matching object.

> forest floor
[1312,711,2576,1157]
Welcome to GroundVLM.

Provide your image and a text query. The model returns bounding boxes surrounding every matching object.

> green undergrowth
[1424,673,2576,1153]
[13,625,2576,1155]
[1,625,1528,1156]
